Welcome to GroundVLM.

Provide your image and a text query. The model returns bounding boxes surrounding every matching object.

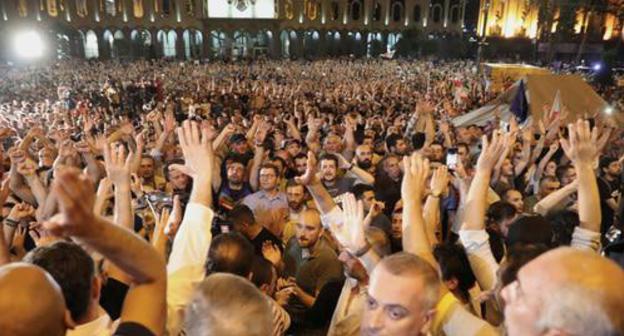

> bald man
[283,209,343,318]
[0,263,73,336]
[502,247,624,336]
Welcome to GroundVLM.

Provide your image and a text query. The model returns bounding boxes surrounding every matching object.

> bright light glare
[14,31,44,59]
[592,63,602,71]
[605,106,614,114]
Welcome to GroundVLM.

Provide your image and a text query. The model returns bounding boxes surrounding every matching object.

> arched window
[450,6,459,23]
[431,4,442,23]
[105,0,116,16]
[84,30,99,58]
[162,0,171,16]
[392,1,403,22]
[47,0,58,17]
[133,0,143,18]
[17,0,28,17]
[185,0,194,16]
[76,0,88,17]
[350,0,362,21]
[372,1,381,22]
[413,5,421,22]
[330,1,339,21]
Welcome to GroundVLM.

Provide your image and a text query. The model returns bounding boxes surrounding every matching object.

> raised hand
[16,159,37,179]
[330,193,367,253]
[475,130,508,173]
[262,242,282,266]
[43,168,95,237]
[7,202,36,223]
[402,153,430,203]
[176,120,214,181]
[560,119,598,166]
[164,195,182,238]
[294,151,320,186]
[103,143,132,186]
[430,165,450,197]
[74,141,92,155]
[163,110,176,134]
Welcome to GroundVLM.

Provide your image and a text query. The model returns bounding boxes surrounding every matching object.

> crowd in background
[0,58,623,336]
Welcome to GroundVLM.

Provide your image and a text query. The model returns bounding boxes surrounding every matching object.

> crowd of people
[0,58,623,336]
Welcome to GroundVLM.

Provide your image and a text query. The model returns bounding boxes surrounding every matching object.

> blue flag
[510,80,529,123]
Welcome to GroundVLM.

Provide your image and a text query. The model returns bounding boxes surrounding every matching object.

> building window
[330,1,339,21]
[76,0,88,17]
[450,6,459,23]
[133,0,143,18]
[431,4,442,23]
[84,30,99,58]
[372,1,381,22]
[186,0,194,16]
[350,0,361,21]
[392,2,403,22]
[413,5,421,22]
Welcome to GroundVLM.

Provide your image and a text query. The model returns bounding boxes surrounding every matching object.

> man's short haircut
[24,241,95,322]
[259,162,279,176]
[293,152,308,161]
[540,175,559,186]
[350,184,375,199]
[205,232,255,277]
[250,257,275,289]
[185,273,272,336]
[377,252,440,310]
[433,243,477,293]
[286,178,303,189]
[319,153,339,167]
[227,204,256,227]
[555,164,573,181]
[385,134,402,150]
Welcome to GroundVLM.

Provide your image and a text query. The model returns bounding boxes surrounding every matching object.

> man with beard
[320,154,374,199]
[598,157,623,236]
[354,144,376,174]
[374,155,403,217]
[351,184,392,238]
[385,134,409,156]
[213,156,253,216]
[283,209,343,323]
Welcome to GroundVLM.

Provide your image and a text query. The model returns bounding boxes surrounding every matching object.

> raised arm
[560,119,601,234]
[167,120,216,335]
[103,143,134,230]
[514,128,533,176]
[533,180,577,216]
[401,153,437,268]
[295,151,336,214]
[46,169,166,336]
[462,131,508,231]
[424,165,450,246]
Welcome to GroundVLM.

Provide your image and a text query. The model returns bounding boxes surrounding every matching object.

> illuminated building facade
[0,0,467,59]
[477,0,623,41]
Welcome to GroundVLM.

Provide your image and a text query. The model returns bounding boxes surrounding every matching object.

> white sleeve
[570,226,601,253]
[459,229,500,292]
[320,206,344,229]
[166,203,214,336]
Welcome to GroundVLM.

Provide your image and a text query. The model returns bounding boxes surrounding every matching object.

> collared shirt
[243,190,289,237]
[67,307,114,336]
[327,277,367,336]
[283,237,344,302]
